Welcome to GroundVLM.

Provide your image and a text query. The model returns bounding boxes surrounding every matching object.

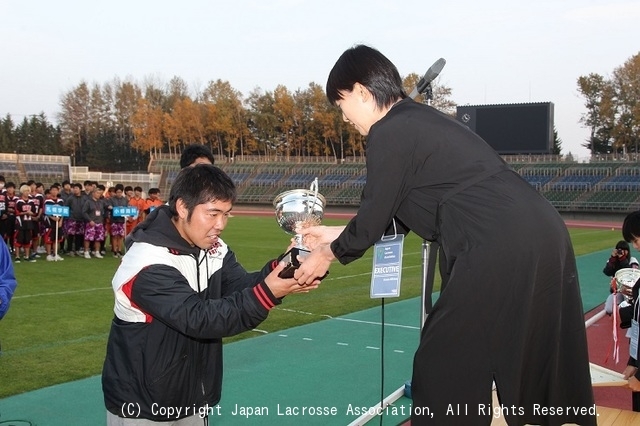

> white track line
[13,287,112,299]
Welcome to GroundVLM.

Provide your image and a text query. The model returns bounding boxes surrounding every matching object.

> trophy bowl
[273,189,326,236]
[615,267,640,298]
[273,179,326,278]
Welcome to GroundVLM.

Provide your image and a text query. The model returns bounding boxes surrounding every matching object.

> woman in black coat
[296,45,595,426]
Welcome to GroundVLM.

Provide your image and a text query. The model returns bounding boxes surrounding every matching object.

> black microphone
[408,58,446,99]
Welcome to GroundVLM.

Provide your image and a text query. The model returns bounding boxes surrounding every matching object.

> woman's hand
[294,244,335,286]
[298,225,345,251]
[622,365,637,380]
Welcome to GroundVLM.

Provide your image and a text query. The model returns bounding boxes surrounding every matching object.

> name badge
[370,233,404,298]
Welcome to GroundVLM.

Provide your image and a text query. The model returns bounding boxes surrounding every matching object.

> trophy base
[278,247,309,278]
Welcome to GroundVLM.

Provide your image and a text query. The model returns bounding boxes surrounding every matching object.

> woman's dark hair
[168,164,236,221]
[326,44,406,109]
[622,211,640,243]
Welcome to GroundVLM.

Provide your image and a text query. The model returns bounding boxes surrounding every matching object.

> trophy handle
[309,177,319,215]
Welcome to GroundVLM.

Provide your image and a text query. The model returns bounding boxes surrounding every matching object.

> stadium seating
[4,153,637,213]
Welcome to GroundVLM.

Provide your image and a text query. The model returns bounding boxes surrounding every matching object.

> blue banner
[112,206,138,217]
[44,204,70,217]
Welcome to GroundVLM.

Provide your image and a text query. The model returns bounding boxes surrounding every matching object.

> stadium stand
[144,154,640,212]
[3,152,637,214]
[0,153,71,187]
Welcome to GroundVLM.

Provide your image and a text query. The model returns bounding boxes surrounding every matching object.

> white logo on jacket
[112,240,229,323]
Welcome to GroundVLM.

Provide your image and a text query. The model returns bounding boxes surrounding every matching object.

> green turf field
[0,214,624,398]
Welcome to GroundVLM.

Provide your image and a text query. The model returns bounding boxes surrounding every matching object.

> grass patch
[0,214,623,398]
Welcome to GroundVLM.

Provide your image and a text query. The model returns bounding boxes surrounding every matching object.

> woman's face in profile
[335,85,378,136]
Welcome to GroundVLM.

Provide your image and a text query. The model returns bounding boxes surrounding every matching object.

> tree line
[3,51,636,172]
[0,73,454,172]
[577,52,640,155]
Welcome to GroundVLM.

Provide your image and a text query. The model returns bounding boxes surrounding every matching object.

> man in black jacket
[102,165,318,425]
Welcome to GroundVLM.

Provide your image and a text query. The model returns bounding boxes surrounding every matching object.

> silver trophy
[273,178,326,278]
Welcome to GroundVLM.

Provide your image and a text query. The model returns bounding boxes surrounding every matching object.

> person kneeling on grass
[102,164,320,425]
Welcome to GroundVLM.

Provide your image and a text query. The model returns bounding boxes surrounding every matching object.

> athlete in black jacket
[102,165,318,424]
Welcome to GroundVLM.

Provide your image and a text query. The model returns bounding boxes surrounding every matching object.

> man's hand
[264,261,320,298]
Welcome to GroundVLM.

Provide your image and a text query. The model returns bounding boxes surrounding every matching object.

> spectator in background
[3,183,18,252]
[124,186,134,201]
[14,185,37,263]
[59,180,73,203]
[108,184,128,258]
[82,184,106,259]
[44,185,65,261]
[83,180,95,199]
[604,240,632,276]
[604,240,632,315]
[179,144,215,169]
[99,185,113,256]
[65,183,86,256]
[142,188,163,221]
[127,186,146,234]
[0,176,7,253]
[32,182,46,257]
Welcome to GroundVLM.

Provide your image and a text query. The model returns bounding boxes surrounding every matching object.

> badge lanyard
[630,297,640,360]
[370,219,405,423]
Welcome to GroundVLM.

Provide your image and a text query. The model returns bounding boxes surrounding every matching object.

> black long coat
[330,99,596,425]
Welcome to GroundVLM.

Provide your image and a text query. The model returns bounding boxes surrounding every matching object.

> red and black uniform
[43,196,64,246]
[4,192,18,248]
[32,192,45,240]
[14,197,37,248]
[0,189,7,243]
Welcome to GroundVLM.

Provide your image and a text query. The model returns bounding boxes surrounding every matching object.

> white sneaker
[54,254,64,261]
[37,246,47,254]
[93,251,103,259]
[46,254,55,261]
[84,251,91,259]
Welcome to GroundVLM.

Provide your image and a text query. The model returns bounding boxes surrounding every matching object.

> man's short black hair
[179,144,215,169]
[169,164,235,221]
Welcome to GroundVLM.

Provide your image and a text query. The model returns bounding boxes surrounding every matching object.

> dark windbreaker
[102,206,280,421]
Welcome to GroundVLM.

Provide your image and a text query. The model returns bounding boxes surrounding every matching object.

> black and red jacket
[102,206,280,421]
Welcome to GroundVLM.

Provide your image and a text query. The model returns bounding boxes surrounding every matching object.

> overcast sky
[2,0,639,160]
